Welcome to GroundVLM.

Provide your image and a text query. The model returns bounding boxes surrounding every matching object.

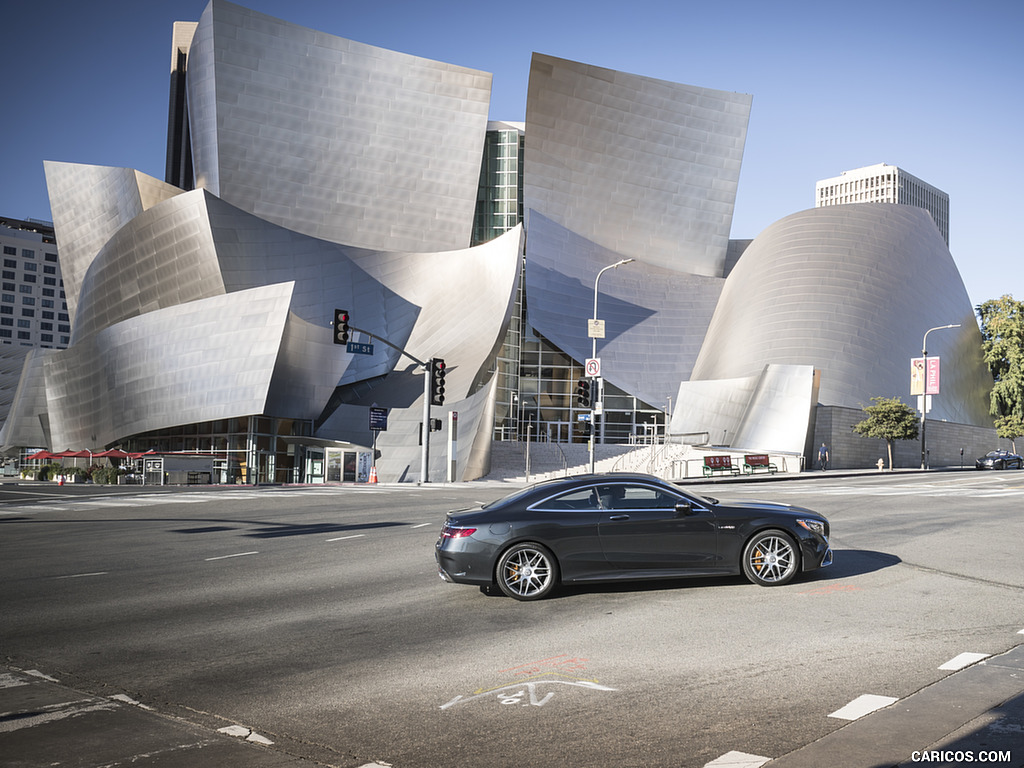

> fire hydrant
[876,458,885,471]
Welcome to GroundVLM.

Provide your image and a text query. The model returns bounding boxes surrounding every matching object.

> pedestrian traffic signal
[430,358,446,406]
[333,309,350,345]
[576,377,591,408]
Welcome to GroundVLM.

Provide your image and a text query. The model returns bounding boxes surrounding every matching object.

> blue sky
[3,0,1020,308]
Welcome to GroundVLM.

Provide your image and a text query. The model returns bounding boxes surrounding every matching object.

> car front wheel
[495,542,559,600]
[742,530,799,586]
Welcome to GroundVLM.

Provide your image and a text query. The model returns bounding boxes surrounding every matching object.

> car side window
[539,487,601,511]
[597,484,680,511]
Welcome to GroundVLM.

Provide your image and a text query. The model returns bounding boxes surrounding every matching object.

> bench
[743,454,778,475]
[703,455,740,478]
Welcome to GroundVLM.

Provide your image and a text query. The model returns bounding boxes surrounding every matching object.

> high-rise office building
[815,163,949,245]
[0,217,69,349]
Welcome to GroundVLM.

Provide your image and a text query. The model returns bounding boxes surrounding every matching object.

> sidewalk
[0,666,324,767]
[766,642,1024,767]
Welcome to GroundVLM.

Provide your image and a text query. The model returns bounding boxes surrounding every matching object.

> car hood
[717,499,826,520]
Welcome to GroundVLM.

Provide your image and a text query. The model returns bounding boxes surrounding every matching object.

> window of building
[21,249,34,259]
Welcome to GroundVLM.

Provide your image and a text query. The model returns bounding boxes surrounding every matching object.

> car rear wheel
[495,542,559,600]
[742,530,799,586]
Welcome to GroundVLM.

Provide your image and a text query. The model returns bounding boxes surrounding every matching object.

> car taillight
[441,524,477,540]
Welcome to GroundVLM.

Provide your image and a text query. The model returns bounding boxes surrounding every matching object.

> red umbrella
[94,449,130,459]
[25,450,55,461]
[54,450,92,458]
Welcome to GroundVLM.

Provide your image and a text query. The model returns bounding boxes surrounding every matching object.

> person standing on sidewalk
[817,442,829,471]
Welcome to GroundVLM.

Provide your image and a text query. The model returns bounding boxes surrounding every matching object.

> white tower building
[815,163,949,245]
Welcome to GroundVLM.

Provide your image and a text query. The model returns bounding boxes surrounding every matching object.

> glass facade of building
[473,126,665,445]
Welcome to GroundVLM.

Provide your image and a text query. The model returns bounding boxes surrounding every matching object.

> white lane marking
[217,725,275,744]
[828,693,898,720]
[0,698,118,733]
[704,752,771,768]
[939,652,990,670]
[53,572,108,579]
[326,534,365,542]
[0,672,30,689]
[24,670,59,682]
[110,693,153,710]
[411,523,432,529]
[204,551,258,561]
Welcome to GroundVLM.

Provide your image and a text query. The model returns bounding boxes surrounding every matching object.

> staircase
[486,441,638,483]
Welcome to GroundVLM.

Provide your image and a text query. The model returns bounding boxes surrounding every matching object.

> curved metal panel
[692,205,992,427]
[43,283,295,449]
[71,189,226,343]
[43,162,185,321]
[0,350,52,451]
[524,53,751,276]
[525,212,723,408]
[187,0,491,253]
[316,226,523,481]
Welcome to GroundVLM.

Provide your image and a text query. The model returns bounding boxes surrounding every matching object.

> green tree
[977,294,1024,451]
[852,396,920,470]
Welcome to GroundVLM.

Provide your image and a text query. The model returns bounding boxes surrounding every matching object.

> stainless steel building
[0,0,995,476]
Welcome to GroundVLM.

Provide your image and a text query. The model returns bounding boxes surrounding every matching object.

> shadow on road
[486,547,902,600]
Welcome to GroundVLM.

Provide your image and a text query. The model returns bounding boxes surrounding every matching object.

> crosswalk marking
[727,478,1024,498]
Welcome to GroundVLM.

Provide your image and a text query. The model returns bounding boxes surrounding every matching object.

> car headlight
[797,519,826,537]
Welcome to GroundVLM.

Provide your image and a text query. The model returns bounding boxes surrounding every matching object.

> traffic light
[576,377,591,408]
[430,358,446,406]
[333,309,350,345]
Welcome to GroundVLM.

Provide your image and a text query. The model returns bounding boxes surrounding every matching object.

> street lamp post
[920,323,961,470]
[589,258,634,473]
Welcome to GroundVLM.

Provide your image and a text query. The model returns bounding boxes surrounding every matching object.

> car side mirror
[675,500,692,517]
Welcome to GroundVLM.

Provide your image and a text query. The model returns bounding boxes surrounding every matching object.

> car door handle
[608,514,630,521]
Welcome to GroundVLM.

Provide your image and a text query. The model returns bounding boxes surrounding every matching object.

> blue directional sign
[346,341,374,355]
[369,407,388,432]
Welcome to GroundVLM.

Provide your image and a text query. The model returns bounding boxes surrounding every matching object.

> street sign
[588,319,606,339]
[585,358,601,377]
[369,407,388,431]
[347,341,374,355]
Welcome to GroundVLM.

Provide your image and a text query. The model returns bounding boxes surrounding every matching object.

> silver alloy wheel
[496,543,558,600]
[742,531,799,586]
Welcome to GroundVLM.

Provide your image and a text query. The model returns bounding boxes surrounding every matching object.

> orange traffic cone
[369,466,378,484]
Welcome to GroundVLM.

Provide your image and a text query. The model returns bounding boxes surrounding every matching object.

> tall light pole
[589,258,634,473]
[920,323,960,469]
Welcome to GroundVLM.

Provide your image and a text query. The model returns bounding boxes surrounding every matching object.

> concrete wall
[811,405,1008,470]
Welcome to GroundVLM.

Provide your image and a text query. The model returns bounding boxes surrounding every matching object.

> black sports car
[435,473,832,600]
[975,450,1024,470]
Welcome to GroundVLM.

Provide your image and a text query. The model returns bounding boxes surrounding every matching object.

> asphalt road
[2,471,1023,767]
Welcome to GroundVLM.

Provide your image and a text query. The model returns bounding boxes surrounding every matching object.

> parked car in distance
[975,450,1024,470]
[435,473,832,601]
